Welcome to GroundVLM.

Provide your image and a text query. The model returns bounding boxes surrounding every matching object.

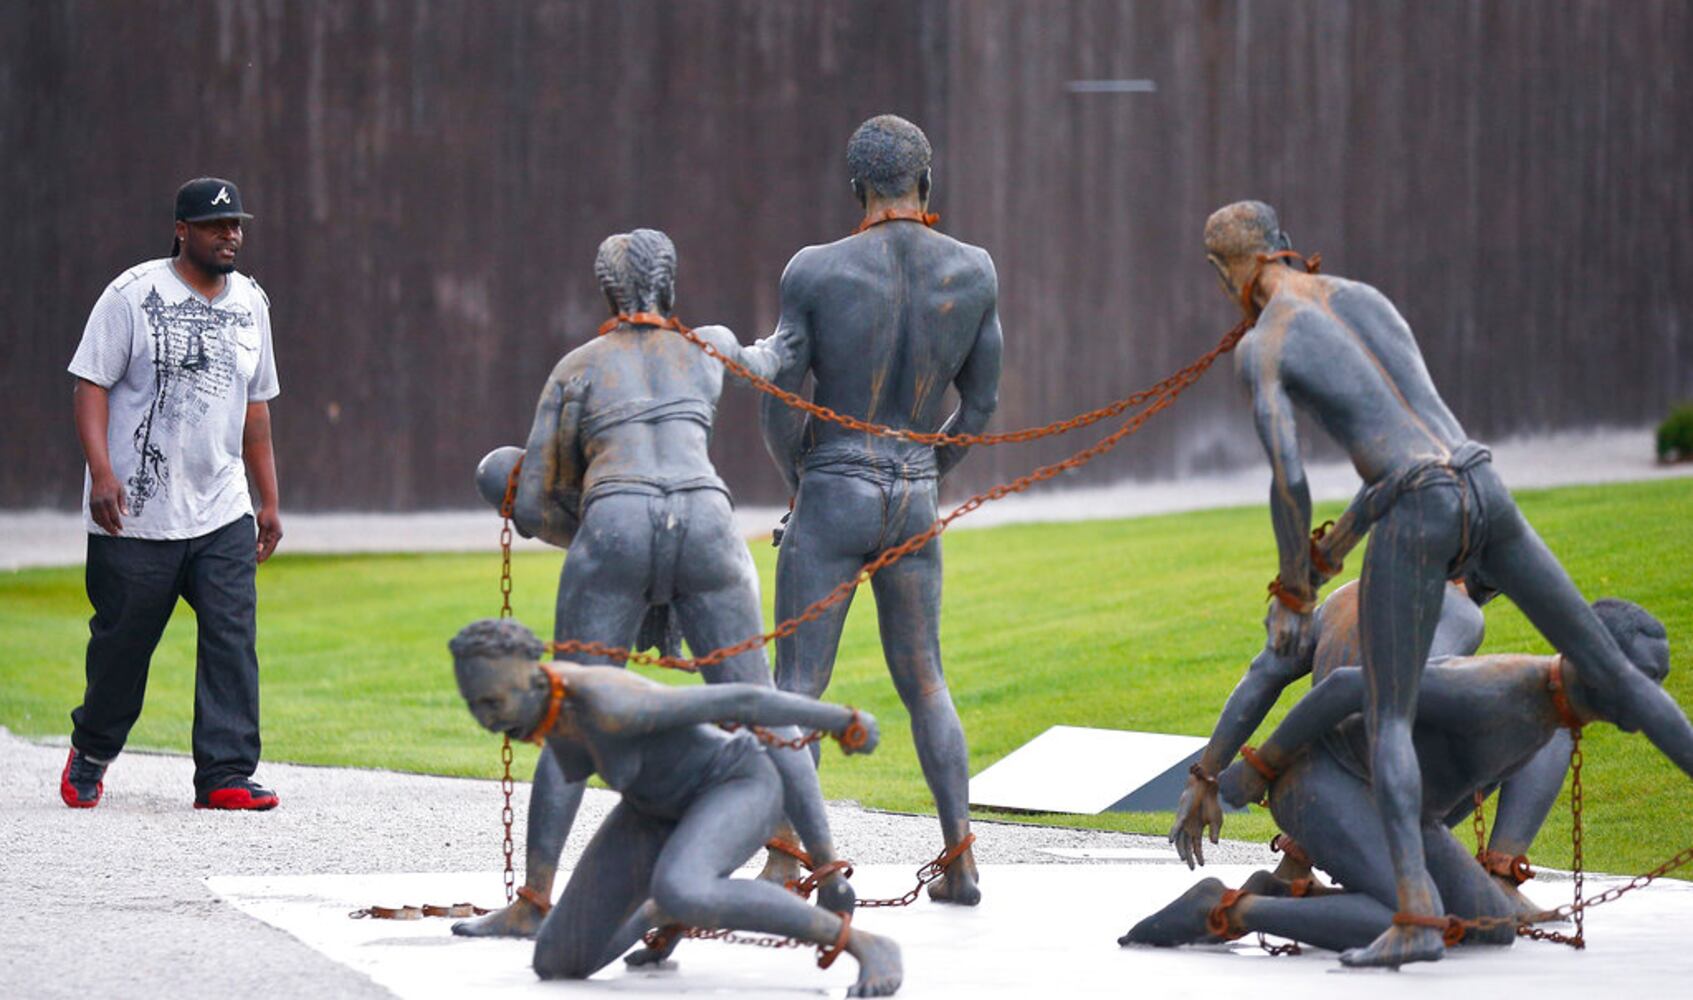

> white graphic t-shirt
[68,259,280,539]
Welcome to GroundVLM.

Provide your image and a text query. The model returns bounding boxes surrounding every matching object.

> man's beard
[187,245,236,275]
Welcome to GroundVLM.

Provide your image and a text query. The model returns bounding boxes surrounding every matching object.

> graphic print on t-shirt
[127,286,255,514]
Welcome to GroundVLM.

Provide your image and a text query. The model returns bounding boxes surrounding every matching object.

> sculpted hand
[840,710,880,756]
[1169,773,1223,869]
[89,470,128,535]
[255,507,283,563]
[1265,600,1312,657]
[1218,760,1267,810]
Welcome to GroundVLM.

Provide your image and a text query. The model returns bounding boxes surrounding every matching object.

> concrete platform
[209,863,1693,998]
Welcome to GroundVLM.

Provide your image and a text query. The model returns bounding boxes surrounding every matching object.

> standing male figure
[61,177,283,811]
[762,115,1004,905]
[1210,200,1693,965]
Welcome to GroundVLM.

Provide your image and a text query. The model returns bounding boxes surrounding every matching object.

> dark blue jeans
[72,514,262,794]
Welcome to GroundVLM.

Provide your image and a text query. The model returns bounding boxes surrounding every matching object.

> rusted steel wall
[4,0,1688,511]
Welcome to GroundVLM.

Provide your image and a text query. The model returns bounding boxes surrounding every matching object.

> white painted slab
[969,725,1206,814]
[1039,847,1185,862]
[209,864,1693,999]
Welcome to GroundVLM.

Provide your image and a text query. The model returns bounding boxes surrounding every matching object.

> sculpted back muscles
[763,116,1002,905]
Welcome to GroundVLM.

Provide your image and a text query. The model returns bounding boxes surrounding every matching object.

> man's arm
[759,257,816,497]
[73,380,126,535]
[243,401,282,562]
[580,676,878,755]
[936,259,1003,479]
[1243,343,1315,654]
[1170,642,1310,867]
[514,366,585,548]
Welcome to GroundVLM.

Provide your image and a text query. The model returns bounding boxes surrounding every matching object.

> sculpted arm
[1243,340,1315,653]
[759,257,816,496]
[1170,644,1310,866]
[513,362,585,547]
[936,258,1003,479]
[1219,666,1365,807]
[578,677,878,755]
[696,324,795,384]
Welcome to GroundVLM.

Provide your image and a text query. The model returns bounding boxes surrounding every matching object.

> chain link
[1473,787,1488,857]
[497,462,522,905]
[857,834,977,908]
[500,736,516,906]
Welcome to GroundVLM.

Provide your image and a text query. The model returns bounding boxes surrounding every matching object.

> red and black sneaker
[60,748,108,808]
[195,779,279,811]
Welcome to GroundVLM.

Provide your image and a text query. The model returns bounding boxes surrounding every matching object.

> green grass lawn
[4,478,1690,878]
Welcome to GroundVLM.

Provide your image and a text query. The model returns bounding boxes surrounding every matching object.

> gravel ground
[0,726,1270,999]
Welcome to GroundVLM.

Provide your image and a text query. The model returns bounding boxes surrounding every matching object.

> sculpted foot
[1119,877,1227,947]
[925,848,980,906]
[926,866,980,906]
[816,873,858,915]
[1339,924,1444,968]
[624,932,682,969]
[451,896,546,938]
[845,927,903,998]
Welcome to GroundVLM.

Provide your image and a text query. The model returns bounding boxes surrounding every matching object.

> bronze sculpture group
[442,116,1690,992]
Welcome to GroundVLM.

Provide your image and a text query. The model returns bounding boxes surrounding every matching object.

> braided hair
[595,228,677,316]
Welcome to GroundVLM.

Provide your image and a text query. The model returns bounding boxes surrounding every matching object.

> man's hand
[1219,760,1269,810]
[1265,600,1313,657]
[255,507,283,563]
[1169,773,1223,869]
[89,470,128,535]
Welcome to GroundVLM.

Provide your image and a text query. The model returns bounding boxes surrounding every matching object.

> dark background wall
[4,0,1689,511]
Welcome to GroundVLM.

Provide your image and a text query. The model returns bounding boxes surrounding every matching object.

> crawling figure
[451,618,903,997]
[1123,599,1680,955]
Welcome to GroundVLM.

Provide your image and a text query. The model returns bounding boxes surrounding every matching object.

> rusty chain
[544,317,1250,676]
[349,903,493,920]
[1473,788,1488,857]
[497,464,521,905]
[857,834,977,908]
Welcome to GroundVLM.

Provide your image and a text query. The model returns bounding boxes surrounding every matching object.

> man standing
[1210,200,1693,965]
[762,115,1003,905]
[61,177,283,811]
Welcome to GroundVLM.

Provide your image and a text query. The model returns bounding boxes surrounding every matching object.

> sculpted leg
[871,513,978,906]
[1485,731,1571,910]
[1344,489,1463,967]
[459,514,649,938]
[452,748,583,938]
[773,474,880,719]
[533,801,669,979]
[674,522,853,913]
[647,762,901,997]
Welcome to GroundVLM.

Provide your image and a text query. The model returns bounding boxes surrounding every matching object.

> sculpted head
[847,115,932,207]
[1584,599,1671,730]
[449,618,549,740]
[1203,200,1294,297]
[595,228,677,316]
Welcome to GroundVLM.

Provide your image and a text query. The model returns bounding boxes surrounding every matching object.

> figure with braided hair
[1123,599,1680,955]
[760,115,1003,906]
[449,619,902,996]
[457,229,853,940]
[1212,199,1693,965]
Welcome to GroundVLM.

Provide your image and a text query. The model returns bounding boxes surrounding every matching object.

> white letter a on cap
[211,186,231,206]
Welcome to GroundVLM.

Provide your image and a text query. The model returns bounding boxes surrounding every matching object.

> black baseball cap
[175,177,253,222]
